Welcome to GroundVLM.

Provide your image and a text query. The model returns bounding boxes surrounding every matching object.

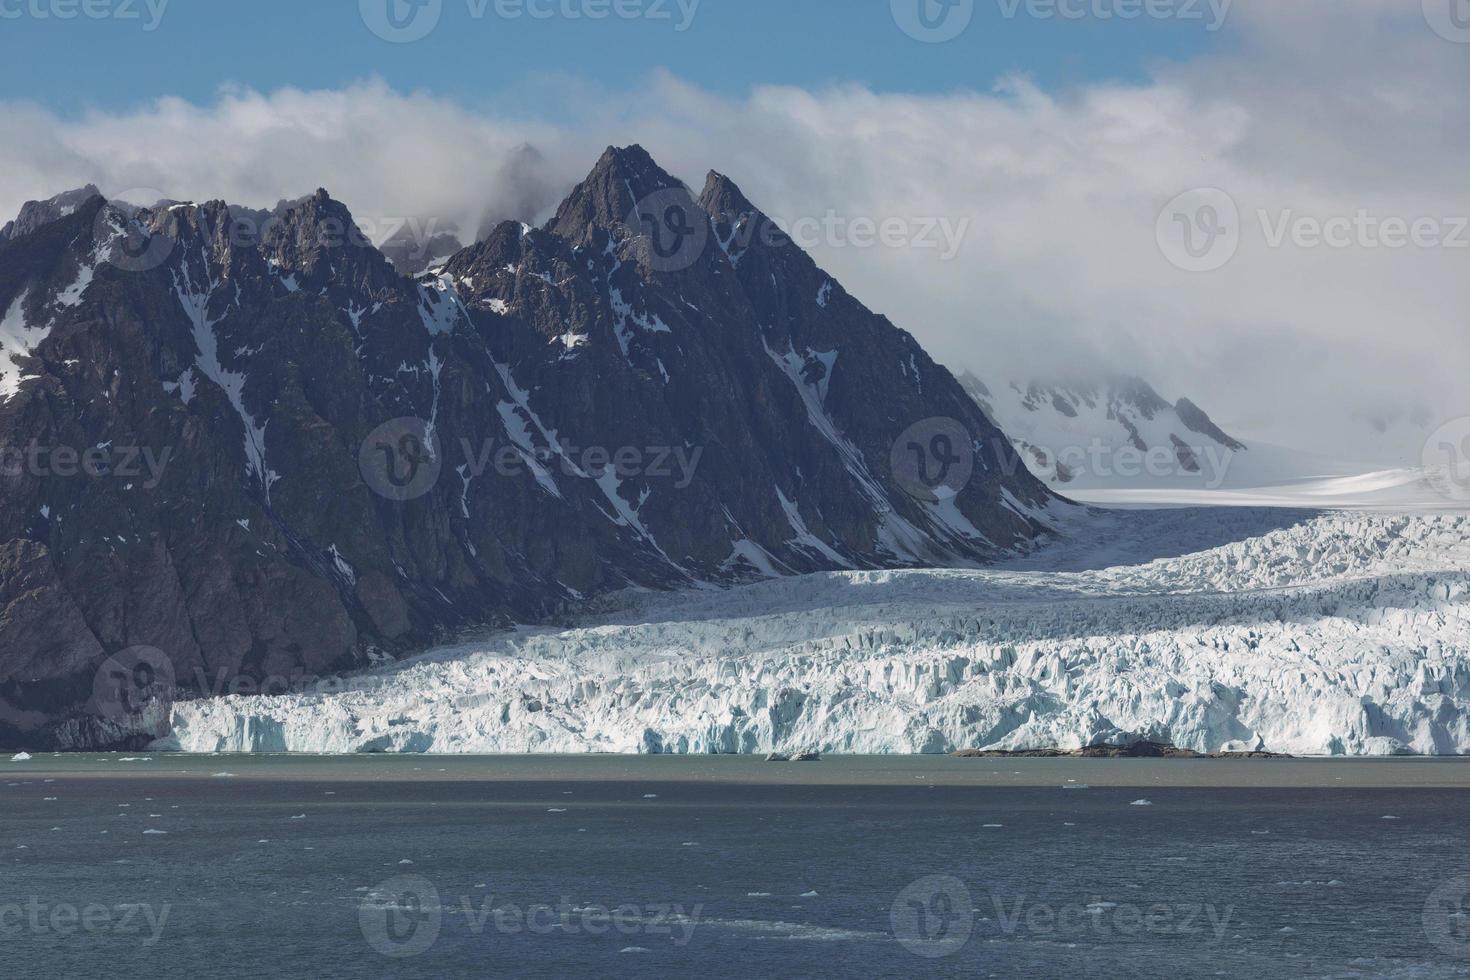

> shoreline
[11,752,1470,792]
[953,741,1292,760]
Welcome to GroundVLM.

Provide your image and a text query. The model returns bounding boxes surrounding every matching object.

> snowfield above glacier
[167,508,1470,757]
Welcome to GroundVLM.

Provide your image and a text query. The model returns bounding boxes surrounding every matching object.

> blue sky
[2,0,1230,115]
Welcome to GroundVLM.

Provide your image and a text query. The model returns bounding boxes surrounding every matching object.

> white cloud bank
[1,0,1464,461]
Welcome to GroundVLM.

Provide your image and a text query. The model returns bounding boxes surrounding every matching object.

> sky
[1,0,1466,461]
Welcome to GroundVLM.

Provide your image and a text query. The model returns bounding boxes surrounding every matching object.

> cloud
[1,2,1464,461]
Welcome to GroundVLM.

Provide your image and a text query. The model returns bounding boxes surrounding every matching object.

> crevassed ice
[168,510,1470,758]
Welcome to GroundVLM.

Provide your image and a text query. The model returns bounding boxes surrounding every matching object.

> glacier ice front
[167,509,1470,757]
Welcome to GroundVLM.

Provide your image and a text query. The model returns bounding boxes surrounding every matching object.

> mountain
[0,186,102,243]
[0,146,1062,750]
[959,372,1247,489]
[378,226,466,276]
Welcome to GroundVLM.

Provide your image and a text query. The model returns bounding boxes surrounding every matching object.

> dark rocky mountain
[0,147,1061,750]
[0,185,102,243]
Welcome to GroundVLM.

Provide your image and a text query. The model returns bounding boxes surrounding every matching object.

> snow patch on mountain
[167,508,1470,757]
[0,289,46,400]
[173,261,278,497]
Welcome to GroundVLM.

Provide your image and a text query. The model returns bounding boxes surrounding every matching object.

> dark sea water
[4,755,1470,979]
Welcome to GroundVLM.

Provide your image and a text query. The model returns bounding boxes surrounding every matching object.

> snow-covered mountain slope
[167,508,1470,757]
[954,371,1464,508]
[959,372,1253,490]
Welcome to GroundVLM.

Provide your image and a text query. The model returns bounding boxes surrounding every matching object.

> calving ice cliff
[169,510,1470,758]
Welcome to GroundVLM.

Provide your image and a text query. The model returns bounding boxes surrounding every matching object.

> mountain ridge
[0,146,1065,750]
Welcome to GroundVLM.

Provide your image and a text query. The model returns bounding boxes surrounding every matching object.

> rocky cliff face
[0,146,1061,750]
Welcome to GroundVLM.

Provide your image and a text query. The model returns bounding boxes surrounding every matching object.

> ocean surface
[4,755,1470,978]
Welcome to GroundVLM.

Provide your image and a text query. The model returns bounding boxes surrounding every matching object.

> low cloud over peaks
[2,3,1464,456]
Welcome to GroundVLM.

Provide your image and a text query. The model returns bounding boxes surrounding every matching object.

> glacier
[167,508,1470,757]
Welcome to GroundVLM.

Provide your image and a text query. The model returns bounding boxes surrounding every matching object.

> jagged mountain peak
[1,185,105,243]
[545,144,691,246]
[249,189,401,294]
[698,170,757,220]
